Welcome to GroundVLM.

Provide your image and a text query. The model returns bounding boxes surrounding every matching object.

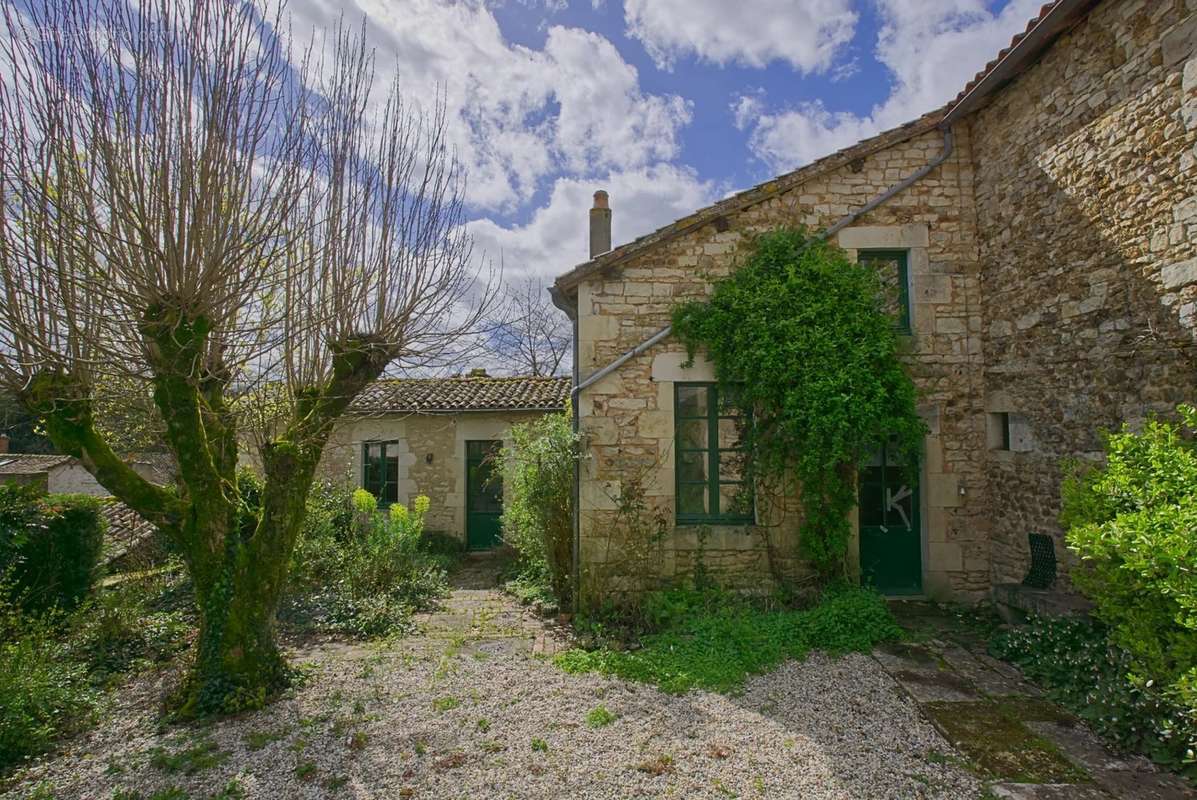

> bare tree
[0,0,493,714]
[487,277,571,376]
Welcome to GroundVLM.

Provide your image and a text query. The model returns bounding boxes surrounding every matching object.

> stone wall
[319,410,549,542]
[972,0,1197,586]
[574,123,991,604]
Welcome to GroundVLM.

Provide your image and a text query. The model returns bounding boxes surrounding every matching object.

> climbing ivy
[671,228,924,578]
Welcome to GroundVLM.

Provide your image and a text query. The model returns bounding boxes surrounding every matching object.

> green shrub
[556,583,900,694]
[67,570,192,682]
[0,609,99,770]
[671,229,924,577]
[0,485,105,612]
[1061,406,1197,712]
[991,615,1197,780]
[284,483,450,637]
[499,409,578,608]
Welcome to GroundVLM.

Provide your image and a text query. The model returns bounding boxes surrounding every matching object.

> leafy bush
[556,583,900,694]
[67,569,192,683]
[0,584,99,771]
[671,228,924,577]
[499,409,578,608]
[284,482,451,637]
[0,484,105,612]
[991,615,1197,780]
[1061,406,1197,712]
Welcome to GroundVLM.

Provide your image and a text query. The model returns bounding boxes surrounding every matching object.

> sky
[283,0,1046,286]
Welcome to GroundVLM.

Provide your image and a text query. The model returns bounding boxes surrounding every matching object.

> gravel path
[3,559,983,800]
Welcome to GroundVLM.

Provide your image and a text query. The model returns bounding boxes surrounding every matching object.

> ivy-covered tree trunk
[21,309,394,715]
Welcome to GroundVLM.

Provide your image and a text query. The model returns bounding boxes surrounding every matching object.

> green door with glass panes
[465,440,503,550]
[858,439,921,595]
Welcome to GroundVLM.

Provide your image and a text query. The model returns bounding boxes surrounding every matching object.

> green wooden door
[858,440,921,595]
[465,440,503,551]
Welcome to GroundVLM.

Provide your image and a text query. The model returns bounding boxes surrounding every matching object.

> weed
[585,705,616,728]
[243,728,287,751]
[210,779,245,800]
[636,754,675,775]
[295,761,318,781]
[432,696,461,712]
[348,730,368,751]
[530,737,549,753]
[476,717,491,733]
[147,739,228,775]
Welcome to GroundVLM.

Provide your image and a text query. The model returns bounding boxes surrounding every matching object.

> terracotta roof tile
[350,375,570,414]
[100,499,158,565]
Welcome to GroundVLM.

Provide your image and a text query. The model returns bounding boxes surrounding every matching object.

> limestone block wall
[575,124,990,603]
[318,410,548,542]
[972,0,1197,586]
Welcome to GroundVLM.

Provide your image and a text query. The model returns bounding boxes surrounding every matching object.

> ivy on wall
[671,228,925,578]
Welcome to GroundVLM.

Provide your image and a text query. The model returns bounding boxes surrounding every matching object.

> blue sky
[285,0,1046,283]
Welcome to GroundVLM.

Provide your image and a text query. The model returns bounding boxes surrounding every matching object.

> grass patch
[923,701,1089,783]
[432,696,460,712]
[556,584,900,694]
[243,728,287,751]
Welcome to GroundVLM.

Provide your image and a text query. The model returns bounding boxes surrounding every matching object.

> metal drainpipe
[553,124,954,609]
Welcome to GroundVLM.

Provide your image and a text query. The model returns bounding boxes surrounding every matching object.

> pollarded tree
[0,0,493,714]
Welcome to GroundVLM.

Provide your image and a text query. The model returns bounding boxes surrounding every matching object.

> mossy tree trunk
[22,304,395,715]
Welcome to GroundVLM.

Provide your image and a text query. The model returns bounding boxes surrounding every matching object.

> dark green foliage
[671,228,923,577]
[1060,406,1197,715]
[283,482,451,637]
[499,409,578,608]
[0,485,105,612]
[991,616,1197,781]
[0,593,99,771]
[67,570,193,683]
[556,583,901,694]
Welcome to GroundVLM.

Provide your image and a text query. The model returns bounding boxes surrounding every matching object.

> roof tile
[350,376,570,415]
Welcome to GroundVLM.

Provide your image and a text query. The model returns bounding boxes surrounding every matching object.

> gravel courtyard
[2,560,982,800]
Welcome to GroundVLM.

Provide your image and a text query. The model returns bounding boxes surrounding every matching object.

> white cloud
[285,0,690,212]
[739,0,1046,171]
[624,0,857,72]
[466,165,717,281]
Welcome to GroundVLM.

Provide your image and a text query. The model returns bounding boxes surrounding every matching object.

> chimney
[0,434,8,454]
[589,190,611,259]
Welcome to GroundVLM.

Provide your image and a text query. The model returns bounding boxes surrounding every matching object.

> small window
[675,383,754,525]
[362,440,400,505]
[989,412,1011,451]
[858,250,911,334]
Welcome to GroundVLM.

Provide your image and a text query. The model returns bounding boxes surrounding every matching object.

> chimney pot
[589,189,612,259]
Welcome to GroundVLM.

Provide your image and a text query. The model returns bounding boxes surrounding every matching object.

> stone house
[551,0,1197,605]
[319,374,569,550]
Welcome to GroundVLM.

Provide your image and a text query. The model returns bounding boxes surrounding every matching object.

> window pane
[367,443,382,460]
[718,484,753,518]
[676,385,708,417]
[860,252,908,330]
[678,419,708,449]
[717,418,746,449]
[678,484,708,515]
[717,386,743,414]
[678,451,708,482]
[718,449,747,482]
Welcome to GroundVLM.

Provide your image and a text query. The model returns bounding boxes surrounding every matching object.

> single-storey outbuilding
[319,373,570,550]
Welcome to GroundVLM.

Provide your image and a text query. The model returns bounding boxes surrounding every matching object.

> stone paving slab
[881,603,1196,800]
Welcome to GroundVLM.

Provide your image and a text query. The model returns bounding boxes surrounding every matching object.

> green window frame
[674,383,754,525]
[858,249,911,334]
[362,440,399,506]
